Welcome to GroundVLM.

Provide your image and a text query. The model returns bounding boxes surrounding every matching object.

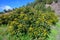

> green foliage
[34,3,46,11]
[56,20,60,28]
[0,0,58,40]
[35,0,58,4]
[0,35,3,40]
[47,20,60,40]
[1,7,57,40]
[47,28,58,40]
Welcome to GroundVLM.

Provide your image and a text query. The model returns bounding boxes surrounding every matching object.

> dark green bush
[5,7,58,40]
[0,0,58,40]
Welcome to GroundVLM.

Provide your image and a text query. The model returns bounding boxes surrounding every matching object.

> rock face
[51,2,60,16]
[45,1,60,17]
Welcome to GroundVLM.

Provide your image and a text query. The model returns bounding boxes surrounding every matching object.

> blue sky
[0,0,34,12]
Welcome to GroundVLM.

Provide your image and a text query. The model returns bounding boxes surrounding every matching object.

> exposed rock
[45,1,60,17]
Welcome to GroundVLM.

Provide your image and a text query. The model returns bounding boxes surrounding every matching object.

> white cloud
[0,5,12,11]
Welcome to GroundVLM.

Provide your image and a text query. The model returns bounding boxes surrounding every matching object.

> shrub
[6,7,58,40]
[0,0,58,40]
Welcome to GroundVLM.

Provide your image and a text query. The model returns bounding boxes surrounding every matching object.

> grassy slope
[48,20,60,40]
[56,20,60,40]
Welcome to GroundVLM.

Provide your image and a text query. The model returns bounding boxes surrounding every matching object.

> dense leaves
[0,7,57,40]
[0,0,58,40]
[35,0,58,4]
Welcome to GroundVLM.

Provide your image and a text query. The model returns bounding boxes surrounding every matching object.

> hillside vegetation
[0,0,58,40]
